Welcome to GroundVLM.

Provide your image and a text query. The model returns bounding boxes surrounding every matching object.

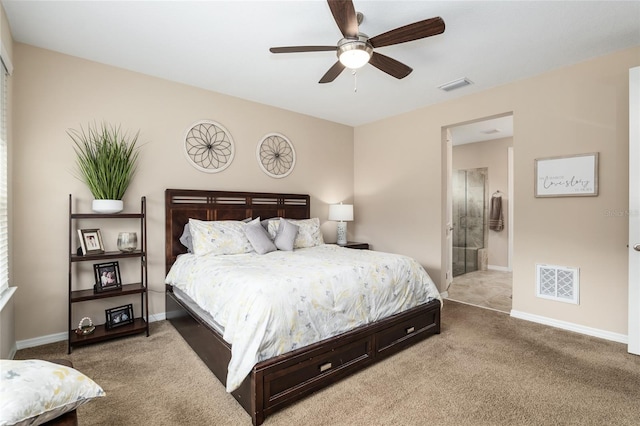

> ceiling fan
[269,0,445,84]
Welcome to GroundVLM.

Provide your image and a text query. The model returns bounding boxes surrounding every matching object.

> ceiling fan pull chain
[352,69,357,93]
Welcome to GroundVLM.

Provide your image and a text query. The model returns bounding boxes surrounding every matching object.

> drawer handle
[319,362,332,372]
[406,326,415,334]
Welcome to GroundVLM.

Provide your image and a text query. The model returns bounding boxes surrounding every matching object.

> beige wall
[453,137,512,268]
[11,43,353,341]
[355,46,639,336]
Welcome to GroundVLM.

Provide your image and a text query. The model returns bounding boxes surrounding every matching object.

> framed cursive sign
[535,153,599,197]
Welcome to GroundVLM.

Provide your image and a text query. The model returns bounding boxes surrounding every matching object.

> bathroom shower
[452,167,488,277]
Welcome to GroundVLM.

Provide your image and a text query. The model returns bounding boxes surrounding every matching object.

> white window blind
[0,57,8,295]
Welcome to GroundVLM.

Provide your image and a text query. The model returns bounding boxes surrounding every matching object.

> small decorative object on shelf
[117,232,137,252]
[105,304,134,329]
[78,228,105,255]
[75,317,95,336]
[93,261,122,293]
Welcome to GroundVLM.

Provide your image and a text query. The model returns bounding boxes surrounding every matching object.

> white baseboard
[16,313,167,351]
[149,312,166,322]
[488,265,511,272]
[510,309,628,344]
[16,331,68,350]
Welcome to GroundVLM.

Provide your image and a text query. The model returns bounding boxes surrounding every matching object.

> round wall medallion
[256,133,296,178]
[184,120,235,173]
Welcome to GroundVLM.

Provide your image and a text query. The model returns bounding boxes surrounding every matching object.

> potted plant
[68,122,141,213]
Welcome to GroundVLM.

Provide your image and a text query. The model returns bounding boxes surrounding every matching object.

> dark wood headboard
[165,189,310,273]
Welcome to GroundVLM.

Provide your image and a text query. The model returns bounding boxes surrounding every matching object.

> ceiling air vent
[438,77,473,92]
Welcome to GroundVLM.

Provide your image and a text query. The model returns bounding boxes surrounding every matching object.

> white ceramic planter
[92,199,123,214]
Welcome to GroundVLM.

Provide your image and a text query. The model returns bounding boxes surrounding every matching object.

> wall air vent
[438,77,473,92]
[536,264,579,304]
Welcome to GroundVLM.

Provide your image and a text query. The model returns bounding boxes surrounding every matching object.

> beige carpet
[15,300,640,425]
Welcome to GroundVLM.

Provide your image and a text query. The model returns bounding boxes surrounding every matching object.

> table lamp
[328,203,353,245]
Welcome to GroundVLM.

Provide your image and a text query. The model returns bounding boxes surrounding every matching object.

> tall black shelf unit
[67,195,149,354]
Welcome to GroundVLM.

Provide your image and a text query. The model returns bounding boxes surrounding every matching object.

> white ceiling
[2,1,639,127]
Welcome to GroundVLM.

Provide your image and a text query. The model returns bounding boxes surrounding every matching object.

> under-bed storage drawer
[262,336,372,409]
[375,303,440,356]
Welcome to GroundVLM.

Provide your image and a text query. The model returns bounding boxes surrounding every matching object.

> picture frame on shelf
[93,261,122,293]
[78,228,105,255]
[105,304,134,329]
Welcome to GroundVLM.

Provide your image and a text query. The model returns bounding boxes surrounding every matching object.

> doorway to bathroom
[443,113,513,314]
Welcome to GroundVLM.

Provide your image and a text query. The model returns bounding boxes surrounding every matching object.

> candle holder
[117,232,138,252]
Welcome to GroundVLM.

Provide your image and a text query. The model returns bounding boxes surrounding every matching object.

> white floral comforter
[165,244,441,392]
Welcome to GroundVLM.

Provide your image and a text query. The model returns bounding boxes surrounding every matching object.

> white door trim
[629,66,639,355]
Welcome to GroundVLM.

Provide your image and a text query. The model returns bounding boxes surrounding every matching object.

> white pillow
[267,217,324,249]
[0,359,105,426]
[189,219,254,256]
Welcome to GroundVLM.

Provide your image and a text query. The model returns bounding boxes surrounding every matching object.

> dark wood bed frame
[164,189,441,425]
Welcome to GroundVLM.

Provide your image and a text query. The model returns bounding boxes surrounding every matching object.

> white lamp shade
[328,204,353,222]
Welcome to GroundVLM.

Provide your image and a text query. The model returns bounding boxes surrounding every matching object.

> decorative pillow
[269,217,324,249]
[245,218,276,255]
[189,219,254,256]
[180,218,252,253]
[0,359,105,426]
[273,219,299,251]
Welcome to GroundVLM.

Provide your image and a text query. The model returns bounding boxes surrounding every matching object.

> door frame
[442,113,514,295]
[629,66,639,355]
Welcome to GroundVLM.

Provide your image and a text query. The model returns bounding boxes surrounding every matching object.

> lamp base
[336,221,347,245]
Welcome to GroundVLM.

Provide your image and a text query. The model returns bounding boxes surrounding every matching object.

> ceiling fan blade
[368,52,412,79]
[270,46,337,54]
[319,61,346,83]
[328,0,358,38]
[369,17,445,48]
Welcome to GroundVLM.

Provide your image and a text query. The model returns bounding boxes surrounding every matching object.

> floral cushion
[0,359,105,426]
[268,217,324,249]
[189,219,254,256]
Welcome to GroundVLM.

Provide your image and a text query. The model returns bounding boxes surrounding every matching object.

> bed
[164,189,442,425]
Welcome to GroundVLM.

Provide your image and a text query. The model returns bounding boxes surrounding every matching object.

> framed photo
[534,152,599,197]
[93,261,122,293]
[105,304,134,329]
[78,228,105,255]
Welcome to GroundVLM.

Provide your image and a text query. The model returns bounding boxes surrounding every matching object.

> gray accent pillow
[274,219,299,251]
[245,219,277,254]
[179,223,193,253]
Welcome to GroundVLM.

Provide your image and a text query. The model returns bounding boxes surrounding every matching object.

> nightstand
[340,242,369,250]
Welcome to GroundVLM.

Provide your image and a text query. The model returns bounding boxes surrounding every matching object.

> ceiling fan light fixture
[337,36,373,69]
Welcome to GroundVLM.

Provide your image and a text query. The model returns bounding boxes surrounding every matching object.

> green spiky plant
[68,122,141,200]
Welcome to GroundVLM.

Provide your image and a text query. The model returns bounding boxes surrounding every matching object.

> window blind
[0,58,8,295]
